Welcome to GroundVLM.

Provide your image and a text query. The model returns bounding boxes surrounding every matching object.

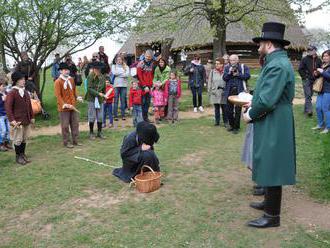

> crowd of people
[0,20,329,230]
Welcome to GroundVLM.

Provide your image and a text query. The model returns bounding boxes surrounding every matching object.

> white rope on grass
[74,156,117,169]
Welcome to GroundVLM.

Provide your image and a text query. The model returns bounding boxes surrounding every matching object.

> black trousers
[264,186,282,216]
[214,104,228,124]
[226,102,242,130]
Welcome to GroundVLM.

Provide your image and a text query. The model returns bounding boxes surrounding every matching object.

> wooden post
[161,38,174,61]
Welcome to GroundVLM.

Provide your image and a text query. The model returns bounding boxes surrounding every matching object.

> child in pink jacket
[150,81,166,124]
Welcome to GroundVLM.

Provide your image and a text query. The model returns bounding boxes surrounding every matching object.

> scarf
[60,74,73,90]
[191,60,201,66]
[12,86,25,98]
[215,67,224,74]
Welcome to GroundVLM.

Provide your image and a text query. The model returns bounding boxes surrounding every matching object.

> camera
[231,65,239,74]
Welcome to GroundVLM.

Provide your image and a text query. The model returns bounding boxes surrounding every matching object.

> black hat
[58,62,70,71]
[90,61,104,70]
[252,22,290,46]
[11,71,25,85]
[307,45,317,51]
[136,121,160,146]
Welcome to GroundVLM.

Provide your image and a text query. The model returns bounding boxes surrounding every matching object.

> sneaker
[89,133,96,140]
[320,129,329,134]
[0,145,8,152]
[311,126,322,130]
[108,124,113,128]
[97,132,106,139]
[64,144,74,149]
[193,107,198,113]
[198,106,204,112]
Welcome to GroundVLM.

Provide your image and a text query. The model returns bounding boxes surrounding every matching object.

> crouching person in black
[112,121,160,183]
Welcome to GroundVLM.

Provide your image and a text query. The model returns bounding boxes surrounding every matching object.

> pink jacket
[151,89,166,107]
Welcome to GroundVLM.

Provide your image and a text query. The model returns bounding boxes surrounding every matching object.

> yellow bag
[313,77,324,93]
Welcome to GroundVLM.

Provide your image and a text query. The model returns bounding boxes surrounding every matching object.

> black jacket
[112,131,160,183]
[298,55,322,81]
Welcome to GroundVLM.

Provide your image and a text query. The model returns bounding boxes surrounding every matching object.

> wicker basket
[133,165,162,193]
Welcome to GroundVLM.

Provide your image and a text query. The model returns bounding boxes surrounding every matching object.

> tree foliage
[0,0,147,94]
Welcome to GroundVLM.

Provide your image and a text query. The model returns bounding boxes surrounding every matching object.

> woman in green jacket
[153,58,171,87]
[85,62,106,139]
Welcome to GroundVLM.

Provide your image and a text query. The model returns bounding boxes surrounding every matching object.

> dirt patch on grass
[177,151,209,167]
[283,187,330,231]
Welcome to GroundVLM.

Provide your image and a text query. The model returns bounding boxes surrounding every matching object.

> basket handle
[140,165,156,176]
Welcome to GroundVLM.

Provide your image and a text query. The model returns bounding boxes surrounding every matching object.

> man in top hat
[298,45,322,117]
[84,61,106,139]
[5,71,34,165]
[54,63,82,148]
[242,22,296,228]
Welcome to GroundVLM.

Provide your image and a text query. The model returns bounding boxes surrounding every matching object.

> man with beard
[137,50,155,122]
[242,22,296,228]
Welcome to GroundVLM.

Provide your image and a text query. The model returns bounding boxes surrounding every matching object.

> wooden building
[119,12,308,69]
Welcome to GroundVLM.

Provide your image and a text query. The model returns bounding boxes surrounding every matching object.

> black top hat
[90,61,104,70]
[11,71,25,85]
[58,62,70,71]
[252,22,290,46]
[136,121,160,146]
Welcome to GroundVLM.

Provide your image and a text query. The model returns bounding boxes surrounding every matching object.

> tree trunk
[161,38,174,61]
[212,24,226,60]
[0,38,7,73]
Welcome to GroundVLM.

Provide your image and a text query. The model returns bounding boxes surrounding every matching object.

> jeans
[103,103,113,125]
[132,105,143,127]
[142,93,151,121]
[214,104,228,125]
[191,86,203,108]
[303,79,314,113]
[114,87,127,118]
[0,115,10,144]
[316,93,330,129]
[226,102,242,130]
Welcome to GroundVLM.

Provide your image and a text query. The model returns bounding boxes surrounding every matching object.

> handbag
[313,77,324,93]
[31,99,42,115]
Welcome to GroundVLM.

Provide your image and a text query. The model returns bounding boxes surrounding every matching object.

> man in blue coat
[243,22,296,228]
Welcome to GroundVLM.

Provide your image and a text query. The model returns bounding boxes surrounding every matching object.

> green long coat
[249,50,296,186]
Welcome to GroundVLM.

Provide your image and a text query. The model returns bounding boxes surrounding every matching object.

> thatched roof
[119,10,308,54]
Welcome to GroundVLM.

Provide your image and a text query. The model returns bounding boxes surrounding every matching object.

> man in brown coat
[5,71,34,165]
[54,63,81,148]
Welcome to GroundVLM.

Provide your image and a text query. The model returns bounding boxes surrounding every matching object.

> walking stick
[74,156,117,168]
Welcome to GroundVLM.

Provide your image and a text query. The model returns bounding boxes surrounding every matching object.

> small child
[150,81,166,124]
[129,81,143,127]
[0,80,11,151]
[103,80,115,128]
[164,71,182,123]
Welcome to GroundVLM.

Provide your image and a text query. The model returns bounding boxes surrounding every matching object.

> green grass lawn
[0,104,329,247]
[1,68,329,247]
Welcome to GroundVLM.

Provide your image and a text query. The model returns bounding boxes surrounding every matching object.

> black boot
[247,186,282,228]
[89,122,95,140]
[96,122,105,139]
[247,214,280,228]
[21,143,31,163]
[14,144,26,166]
[249,201,265,210]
